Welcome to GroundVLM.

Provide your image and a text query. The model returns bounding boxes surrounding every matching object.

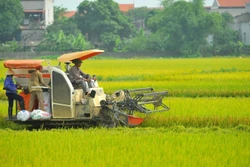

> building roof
[64,11,77,18]
[217,0,250,7]
[63,4,135,18]
[119,4,134,12]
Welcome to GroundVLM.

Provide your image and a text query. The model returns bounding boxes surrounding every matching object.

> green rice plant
[0,128,249,167]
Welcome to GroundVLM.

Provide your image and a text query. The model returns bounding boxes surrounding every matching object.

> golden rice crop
[0,57,249,128]
[0,57,249,167]
[0,57,250,97]
[142,97,250,128]
[0,97,249,128]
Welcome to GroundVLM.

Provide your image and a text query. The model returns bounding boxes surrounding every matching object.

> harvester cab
[3,50,170,128]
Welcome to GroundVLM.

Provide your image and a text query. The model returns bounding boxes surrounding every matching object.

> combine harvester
[3,50,169,128]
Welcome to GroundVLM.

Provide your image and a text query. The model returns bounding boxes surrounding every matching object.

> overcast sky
[54,0,214,10]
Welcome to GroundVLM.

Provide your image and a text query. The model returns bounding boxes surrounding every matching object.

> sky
[54,0,214,11]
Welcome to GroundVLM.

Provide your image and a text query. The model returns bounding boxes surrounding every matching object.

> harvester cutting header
[3,50,170,128]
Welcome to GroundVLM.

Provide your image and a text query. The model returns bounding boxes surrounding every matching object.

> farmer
[28,66,49,112]
[91,74,99,88]
[69,59,95,95]
[4,69,25,119]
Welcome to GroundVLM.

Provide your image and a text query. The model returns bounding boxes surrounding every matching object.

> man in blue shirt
[4,69,25,119]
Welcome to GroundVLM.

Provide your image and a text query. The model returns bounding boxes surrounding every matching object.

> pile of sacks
[17,109,51,122]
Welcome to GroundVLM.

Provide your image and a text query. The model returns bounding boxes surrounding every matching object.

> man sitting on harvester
[69,59,96,95]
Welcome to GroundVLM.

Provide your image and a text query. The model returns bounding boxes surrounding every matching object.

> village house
[20,0,54,51]
[210,0,250,44]
[210,0,250,17]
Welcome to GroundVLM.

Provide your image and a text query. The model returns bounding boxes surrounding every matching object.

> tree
[75,0,135,51]
[127,7,158,31]
[114,29,148,52]
[144,9,161,28]
[0,0,24,42]
[126,7,149,21]
[46,6,81,37]
[147,0,215,55]
[53,6,68,22]
[0,41,22,52]
[211,12,239,55]
[114,28,168,52]
[47,19,81,37]
[37,30,93,51]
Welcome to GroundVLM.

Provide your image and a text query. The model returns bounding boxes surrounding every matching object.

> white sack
[17,110,30,121]
[31,109,51,120]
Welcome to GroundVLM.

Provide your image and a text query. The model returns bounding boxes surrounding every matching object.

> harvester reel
[118,88,170,114]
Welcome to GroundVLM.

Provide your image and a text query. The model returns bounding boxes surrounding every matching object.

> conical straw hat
[6,69,15,75]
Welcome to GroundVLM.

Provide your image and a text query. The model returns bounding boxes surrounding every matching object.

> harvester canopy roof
[4,60,44,69]
[57,49,104,63]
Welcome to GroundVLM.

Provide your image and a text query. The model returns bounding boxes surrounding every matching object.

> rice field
[1,58,249,97]
[0,57,249,166]
[0,97,249,128]
[81,58,250,96]
[0,128,249,167]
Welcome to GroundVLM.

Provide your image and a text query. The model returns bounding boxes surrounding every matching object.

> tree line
[0,0,249,56]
